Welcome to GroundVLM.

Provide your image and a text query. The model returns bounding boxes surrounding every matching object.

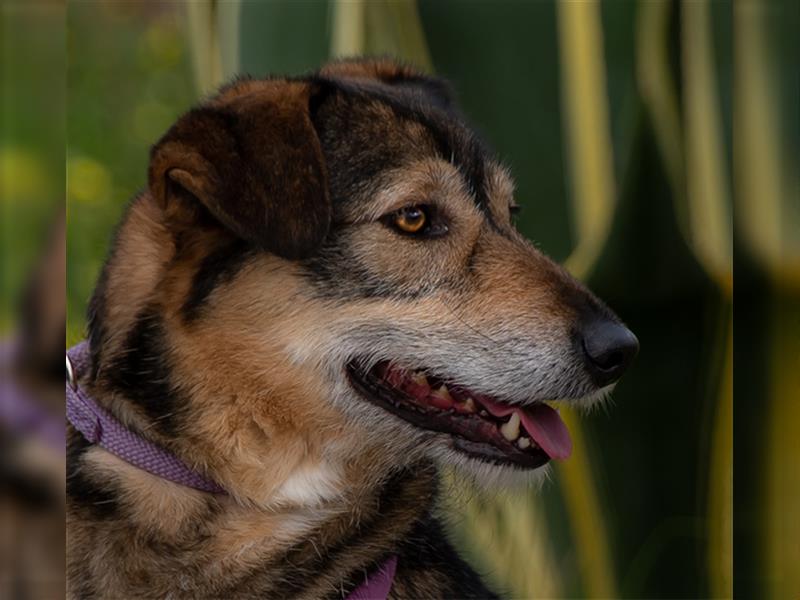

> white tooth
[500,412,521,441]
[463,397,477,413]
[517,436,531,449]
[432,385,453,402]
[411,371,428,386]
[479,409,489,417]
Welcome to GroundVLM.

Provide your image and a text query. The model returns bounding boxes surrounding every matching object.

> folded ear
[149,81,330,260]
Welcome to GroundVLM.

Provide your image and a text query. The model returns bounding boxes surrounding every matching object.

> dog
[66,58,638,599]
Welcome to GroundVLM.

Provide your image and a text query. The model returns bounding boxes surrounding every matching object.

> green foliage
[0,3,64,332]
[65,3,195,344]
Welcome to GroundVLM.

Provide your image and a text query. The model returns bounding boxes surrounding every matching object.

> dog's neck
[74,352,433,509]
[68,422,438,596]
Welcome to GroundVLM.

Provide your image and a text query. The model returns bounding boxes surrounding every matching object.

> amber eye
[393,205,428,234]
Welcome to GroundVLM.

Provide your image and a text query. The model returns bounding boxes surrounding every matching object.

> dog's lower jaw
[339,404,554,491]
[435,446,552,492]
[331,384,554,486]
[562,383,616,414]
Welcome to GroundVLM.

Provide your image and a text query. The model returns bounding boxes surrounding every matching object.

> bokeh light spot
[0,147,49,201]
[67,156,112,204]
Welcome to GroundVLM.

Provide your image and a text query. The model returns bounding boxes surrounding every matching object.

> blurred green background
[1,1,64,333]
[0,0,786,597]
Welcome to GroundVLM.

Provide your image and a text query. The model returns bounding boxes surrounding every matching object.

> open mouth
[346,360,573,469]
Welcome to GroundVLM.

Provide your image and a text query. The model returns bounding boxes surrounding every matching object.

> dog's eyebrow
[316,77,492,216]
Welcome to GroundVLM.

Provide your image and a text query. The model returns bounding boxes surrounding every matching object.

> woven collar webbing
[66,342,225,493]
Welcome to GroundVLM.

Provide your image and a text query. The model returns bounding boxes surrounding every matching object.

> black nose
[581,319,639,386]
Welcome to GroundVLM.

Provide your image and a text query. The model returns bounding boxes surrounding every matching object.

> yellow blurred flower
[0,147,50,200]
[67,156,112,204]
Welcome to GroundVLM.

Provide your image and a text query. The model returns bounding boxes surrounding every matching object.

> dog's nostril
[581,320,639,386]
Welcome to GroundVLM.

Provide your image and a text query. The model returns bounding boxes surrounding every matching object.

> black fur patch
[316,76,492,213]
[86,275,108,382]
[301,240,424,301]
[301,226,472,301]
[182,238,252,322]
[301,245,457,302]
[86,194,146,382]
[395,517,501,599]
[104,308,183,436]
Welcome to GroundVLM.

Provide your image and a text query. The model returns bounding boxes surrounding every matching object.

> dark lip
[345,361,550,470]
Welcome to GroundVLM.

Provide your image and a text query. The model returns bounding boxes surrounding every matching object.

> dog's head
[86,58,637,506]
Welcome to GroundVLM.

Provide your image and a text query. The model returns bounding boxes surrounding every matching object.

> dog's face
[89,59,637,506]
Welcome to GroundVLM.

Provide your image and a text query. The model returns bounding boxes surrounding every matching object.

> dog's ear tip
[148,80,331,259]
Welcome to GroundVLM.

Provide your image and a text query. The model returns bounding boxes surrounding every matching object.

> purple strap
[346,555,398,600]
[66,342,225,494]
[66,341,397,597]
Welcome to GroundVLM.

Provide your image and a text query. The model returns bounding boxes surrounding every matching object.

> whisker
[436,298,504,349]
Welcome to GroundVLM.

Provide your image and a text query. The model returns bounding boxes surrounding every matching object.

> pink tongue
[479,397,573,460]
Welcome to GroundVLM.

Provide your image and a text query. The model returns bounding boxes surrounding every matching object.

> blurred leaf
[330,0,364,58]
[555,411,617,597]
[331,0,432,70]
[763,296,800,599]
[734,1,800,597]
[186,1,224,94]
[707,319,732,598]
[552,2,620,596]
[680,4,734,597]
[364,0,432,71]
[217,0,241,79]
[557,0,618,282]
[735,0,800,290]
[636,0,684,210]
[682,0,732,294]
[441,472,563,598]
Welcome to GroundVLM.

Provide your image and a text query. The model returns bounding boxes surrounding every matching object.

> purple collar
[347,555,398,600]
[66,342,225,493]
[66,341,397,599]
